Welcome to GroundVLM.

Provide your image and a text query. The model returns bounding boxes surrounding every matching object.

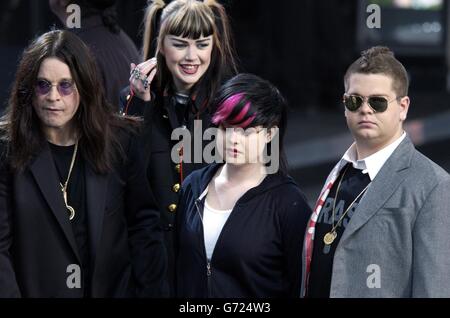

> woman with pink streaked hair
[174,73,312,297]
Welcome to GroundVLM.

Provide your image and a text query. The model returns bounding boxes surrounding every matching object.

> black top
[49,142,91,296]
[308,163,371,298]
[175,163,312,298]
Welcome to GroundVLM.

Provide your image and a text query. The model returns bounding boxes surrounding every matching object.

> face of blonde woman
[161,34,213,93]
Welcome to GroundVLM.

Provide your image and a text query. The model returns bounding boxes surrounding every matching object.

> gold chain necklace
[323,165,370,245]
[60,142,78,221]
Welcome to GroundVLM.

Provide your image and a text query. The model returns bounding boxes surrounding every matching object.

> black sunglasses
[343,94,400,113]
[35,79,75,96]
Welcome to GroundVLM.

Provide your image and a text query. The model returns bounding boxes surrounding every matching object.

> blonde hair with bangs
[141,0,238,109]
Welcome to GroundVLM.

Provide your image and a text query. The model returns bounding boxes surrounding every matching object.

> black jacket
[120,88,212,293]
[175,163,312,298]
[0,131,168,297]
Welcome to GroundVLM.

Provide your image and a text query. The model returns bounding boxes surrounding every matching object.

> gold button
[168,204,177,213]
[172,183,180,193]
[175,164,181,173]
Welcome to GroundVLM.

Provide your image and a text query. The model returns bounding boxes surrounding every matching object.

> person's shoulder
[182,164,220,194]
[265,175,312,226]
[117,29,140,56]
[182,164,212,187]
[268,174,311,209]
[411,149,450,184]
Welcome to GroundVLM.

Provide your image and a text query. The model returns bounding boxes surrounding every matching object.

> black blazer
[120,88,211,293]
[0,133,168,297]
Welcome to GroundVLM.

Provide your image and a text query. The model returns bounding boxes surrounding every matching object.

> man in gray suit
[302,46,450,298]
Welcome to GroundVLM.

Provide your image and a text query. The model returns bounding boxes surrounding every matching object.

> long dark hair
[142,0,238,111]
[0,29,137,173]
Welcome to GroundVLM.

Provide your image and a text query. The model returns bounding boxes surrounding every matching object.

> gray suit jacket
[303,137,450,297]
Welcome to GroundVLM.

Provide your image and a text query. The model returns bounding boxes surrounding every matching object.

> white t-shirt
[203,199,232,260]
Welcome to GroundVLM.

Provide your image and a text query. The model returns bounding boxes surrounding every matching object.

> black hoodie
[174,163,312,298]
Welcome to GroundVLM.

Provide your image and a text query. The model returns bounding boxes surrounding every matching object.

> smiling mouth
[180,64,199,75]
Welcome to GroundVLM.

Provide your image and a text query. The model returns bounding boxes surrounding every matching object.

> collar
[163,86,207,114]
[341,132,406,180]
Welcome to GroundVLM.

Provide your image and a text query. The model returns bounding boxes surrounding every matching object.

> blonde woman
[120,0,238,294]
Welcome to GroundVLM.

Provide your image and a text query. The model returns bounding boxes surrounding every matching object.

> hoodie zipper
[206,260,212,296]
[195,198,213,297]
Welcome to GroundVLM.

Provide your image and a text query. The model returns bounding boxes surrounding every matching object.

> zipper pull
[195,199,204,222]
[207,261,211,276]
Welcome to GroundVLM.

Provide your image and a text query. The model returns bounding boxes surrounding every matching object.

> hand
[129,57,157,102]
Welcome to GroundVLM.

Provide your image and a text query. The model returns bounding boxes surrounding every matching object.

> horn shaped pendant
[59,142,78,221]
[66,204,75,221]
[61,185,76,221]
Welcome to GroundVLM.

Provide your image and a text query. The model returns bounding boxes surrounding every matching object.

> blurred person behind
[49,0,140,106]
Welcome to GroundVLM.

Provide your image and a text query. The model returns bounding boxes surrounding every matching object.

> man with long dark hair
[0,29,168,297]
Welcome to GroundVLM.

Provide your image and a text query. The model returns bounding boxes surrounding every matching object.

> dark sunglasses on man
[343,94,401,113]
[35,79,76,96]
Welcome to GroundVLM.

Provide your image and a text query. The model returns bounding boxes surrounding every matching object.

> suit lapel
[29,146,81,262]
[85,163,108,266]
[339,137,414,244]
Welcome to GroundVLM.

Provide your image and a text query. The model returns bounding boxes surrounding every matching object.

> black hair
[212,73,289,174]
